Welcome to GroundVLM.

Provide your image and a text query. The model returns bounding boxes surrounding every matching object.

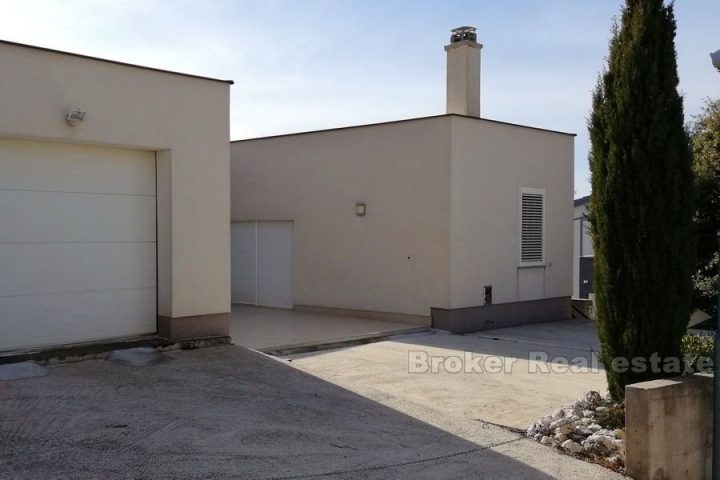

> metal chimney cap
[450,26,477,43]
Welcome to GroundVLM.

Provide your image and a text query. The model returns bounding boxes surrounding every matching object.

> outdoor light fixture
[355,202,366,217]
[711,49,720,72]
[65,108,86,127]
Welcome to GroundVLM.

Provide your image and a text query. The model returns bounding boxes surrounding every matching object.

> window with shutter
[519,188,545,266]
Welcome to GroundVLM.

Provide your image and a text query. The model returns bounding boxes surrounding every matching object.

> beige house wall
[231,114,573,324]
[0,41,231,337]
[449,116,574,309]
[230,118,452,317]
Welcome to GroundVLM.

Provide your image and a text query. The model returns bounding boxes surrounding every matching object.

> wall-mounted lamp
[355,202,366,217]
[65,108,86,127]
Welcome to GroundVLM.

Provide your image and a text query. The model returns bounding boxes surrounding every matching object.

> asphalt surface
[0,345,625,479]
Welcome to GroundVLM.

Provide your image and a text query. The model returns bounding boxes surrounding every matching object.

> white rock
[527,392,626,461]
[565,406,583,418]
[584,391,602,406]
[583,433,618,455]
[574,425,593,437]
[549,419,566,430]
[588,423,602,432]
[555,422,575,436]
[561,439,584,454]
[529,425,544,436]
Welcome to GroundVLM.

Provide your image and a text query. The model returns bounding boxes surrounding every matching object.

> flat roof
[231,113,576,143]
[0,39,234,85]
[574,195,591,207]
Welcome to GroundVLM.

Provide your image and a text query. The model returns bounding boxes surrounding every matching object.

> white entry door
[0,138,157,351]
[231,221,293,308]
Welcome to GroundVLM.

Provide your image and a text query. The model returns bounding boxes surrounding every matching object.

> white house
[230,27,575,333]
[0,40,232,353]
[572,195,594,300]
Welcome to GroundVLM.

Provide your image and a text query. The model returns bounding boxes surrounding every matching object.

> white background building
[231,28,574,332]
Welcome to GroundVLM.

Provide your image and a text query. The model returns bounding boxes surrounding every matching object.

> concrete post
[626,374,713,480]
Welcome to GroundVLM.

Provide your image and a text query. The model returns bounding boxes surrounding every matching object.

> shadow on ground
[0,345,620,479]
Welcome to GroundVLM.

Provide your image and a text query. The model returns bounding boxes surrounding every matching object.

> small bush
[596,402,625,430]
[681,334,714,372]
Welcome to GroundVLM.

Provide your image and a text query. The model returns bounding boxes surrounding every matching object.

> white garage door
[231,221,293,308]
[0,138,157,351]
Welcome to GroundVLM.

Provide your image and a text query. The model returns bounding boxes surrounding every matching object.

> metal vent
[450,26,477,43]
[520,191,544,264]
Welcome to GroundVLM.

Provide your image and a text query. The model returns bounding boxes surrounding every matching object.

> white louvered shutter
[519,188,545,266]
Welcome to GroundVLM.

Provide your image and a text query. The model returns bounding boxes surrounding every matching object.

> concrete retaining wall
[625,373,712,480]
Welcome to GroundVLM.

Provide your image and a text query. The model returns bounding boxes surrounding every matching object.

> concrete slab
[0,345,624,479]
[469,318,602,352]
[230,304,423,350]
[288,320,607,430]
[0,361,47,380]
[108,347,169,367]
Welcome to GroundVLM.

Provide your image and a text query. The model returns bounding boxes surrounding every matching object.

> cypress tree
[588,0,694,400]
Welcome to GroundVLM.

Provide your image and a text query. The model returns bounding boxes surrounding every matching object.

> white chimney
[445,26,482,117]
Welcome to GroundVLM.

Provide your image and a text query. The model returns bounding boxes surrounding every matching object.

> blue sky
[2,1,718,197]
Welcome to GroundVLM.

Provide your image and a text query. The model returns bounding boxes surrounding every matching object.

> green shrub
[681,334,714,372]
[596,402,625,430]
[588,0,695,400]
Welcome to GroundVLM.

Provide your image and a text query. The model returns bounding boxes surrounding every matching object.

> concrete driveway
[230,305,426,350]
[287,319,607,429]
[0,344,623,479]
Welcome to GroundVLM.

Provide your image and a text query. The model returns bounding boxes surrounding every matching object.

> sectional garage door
[231,221,293,308]
[0,138,157,351]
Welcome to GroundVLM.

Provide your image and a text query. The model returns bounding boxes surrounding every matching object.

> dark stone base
[158,312,230,340]
[431,296,571,333]
[0,335,231,365]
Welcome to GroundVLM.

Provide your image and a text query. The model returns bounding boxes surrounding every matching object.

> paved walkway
[287,319,607,430]
[0,345,624,479]
[230,304,425,350]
